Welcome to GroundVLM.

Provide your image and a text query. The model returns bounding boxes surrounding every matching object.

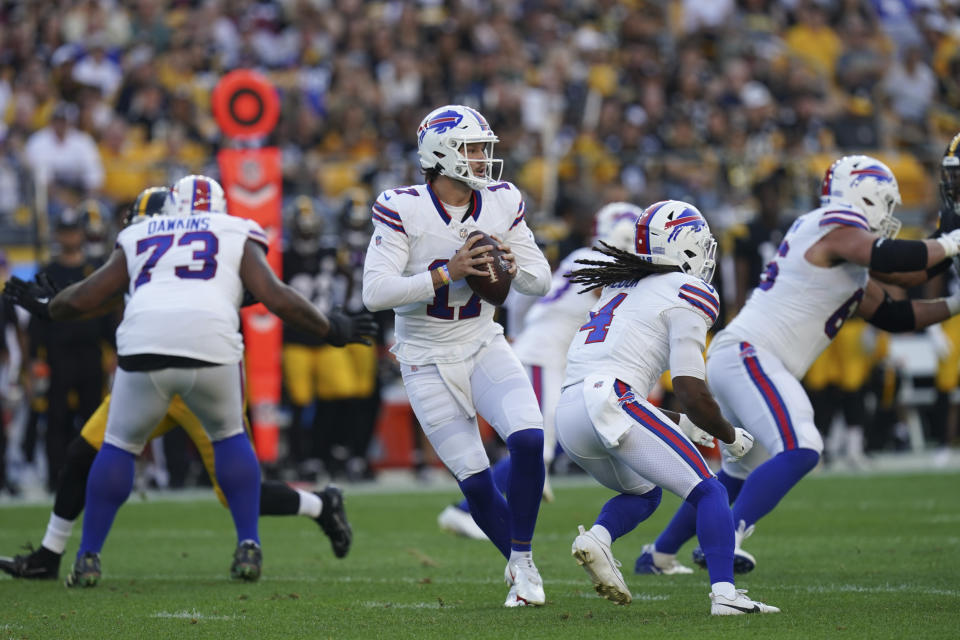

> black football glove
[325,308,379,347]
[3,275,56,320]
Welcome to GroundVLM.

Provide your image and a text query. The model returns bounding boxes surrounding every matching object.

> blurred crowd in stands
[3,0,960,495]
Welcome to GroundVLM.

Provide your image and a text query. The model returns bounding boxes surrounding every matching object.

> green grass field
[1,472,958,639]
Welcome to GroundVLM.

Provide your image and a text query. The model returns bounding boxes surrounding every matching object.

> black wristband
[869,238,928,273]
[868,292,916,332]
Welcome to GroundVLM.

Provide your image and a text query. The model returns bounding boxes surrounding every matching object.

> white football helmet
[634,200,717,283]
[821,155,902,238]
[417,105,502,190]
[170,174,227,216]
[593,202,644,251]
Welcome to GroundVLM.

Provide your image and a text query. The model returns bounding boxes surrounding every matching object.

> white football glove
[936,228,960,258]
[677,414,715,448]
[720,428,754,463]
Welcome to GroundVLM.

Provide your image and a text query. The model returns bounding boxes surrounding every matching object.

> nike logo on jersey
[384,193,392,200]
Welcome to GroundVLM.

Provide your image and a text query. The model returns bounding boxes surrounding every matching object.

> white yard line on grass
[361,601,449,609]
[152,609,245,621]
[780,583,960,598]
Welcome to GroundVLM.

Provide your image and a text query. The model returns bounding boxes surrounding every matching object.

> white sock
[509,549,533,564]
[41,514,74,555]
[652,547,678,568]
[296,489,322,518]
[588,524,612,547]
[711,581,736,599]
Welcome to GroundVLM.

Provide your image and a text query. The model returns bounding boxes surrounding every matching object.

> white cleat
[572,525,631,605]
[437,505,488,541]
[504,556,545,607]
[710,589,780,615]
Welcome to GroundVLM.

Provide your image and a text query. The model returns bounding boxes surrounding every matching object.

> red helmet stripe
[194,179,211,212]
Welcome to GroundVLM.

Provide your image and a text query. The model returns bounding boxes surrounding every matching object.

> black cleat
[0,544,61,579]
[230,540,262,582]
[316,485,352,558]
[65,552,101,588]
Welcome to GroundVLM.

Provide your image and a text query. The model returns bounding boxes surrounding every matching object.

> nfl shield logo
[459,228,468,239]
[375,236,382,246]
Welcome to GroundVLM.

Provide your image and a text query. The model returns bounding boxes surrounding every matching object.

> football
[465,230,514,306]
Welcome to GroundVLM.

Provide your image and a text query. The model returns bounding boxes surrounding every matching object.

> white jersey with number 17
[115,214,268,364]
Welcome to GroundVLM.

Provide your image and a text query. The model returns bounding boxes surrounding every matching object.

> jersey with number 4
[718,205,871,378]
[564,271,719,397]
[115,214,268,364]
[363,181,550,365]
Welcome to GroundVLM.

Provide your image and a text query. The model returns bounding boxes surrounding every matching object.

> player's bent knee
[207,424,246,444]
[506,427,544,455]
[102,434,146,456]
[781,447,820,474]
[446,454,491,482]
[684,476,727,507]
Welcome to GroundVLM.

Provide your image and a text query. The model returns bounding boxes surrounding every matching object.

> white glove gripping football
[936,229,960,258]
[677,414,715,448]
[720,428,755,463]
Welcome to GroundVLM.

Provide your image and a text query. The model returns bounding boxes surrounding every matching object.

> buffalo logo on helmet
[418,109,464,143]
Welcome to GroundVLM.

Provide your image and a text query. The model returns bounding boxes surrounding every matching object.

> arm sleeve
[664,306,708,380]
[869,237,928,273]
[361,222,435,312]
[505,212,551,297]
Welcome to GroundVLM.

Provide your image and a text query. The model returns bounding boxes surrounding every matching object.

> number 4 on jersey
[579,293,627,343]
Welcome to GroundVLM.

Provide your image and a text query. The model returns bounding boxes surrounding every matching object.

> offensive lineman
[438,202,643,539]
[556,200,778,615]
[6,175,375,586]
[642,156,960,575]
[1,186,362,580]
[362,105,552,607]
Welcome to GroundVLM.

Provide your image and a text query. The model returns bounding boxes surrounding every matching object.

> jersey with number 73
[720,206,870,378]
[115,213,268,365]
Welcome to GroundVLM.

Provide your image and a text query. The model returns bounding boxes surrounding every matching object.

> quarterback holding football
[362,104,552,607]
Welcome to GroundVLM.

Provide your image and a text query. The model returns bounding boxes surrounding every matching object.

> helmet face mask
[170,175,227,217]
[417,105,502,190]
[593,202,644,252]
[821,155,902,238]
[634,200,717,283]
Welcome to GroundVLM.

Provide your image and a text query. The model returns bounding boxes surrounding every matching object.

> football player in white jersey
[362,105,552,607]
[556,200,779,615]
[15,175,375,587]
[642,155,960,576]
[438,202,642,538]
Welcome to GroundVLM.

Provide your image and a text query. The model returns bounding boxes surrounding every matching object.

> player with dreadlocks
[566,240,684,293]
[554,200,774,615]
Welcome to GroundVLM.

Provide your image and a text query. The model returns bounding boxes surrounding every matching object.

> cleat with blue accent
[230,540,262,581]
[691,545,756,574]
[634,543,693,575]
[65,552,100,588]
